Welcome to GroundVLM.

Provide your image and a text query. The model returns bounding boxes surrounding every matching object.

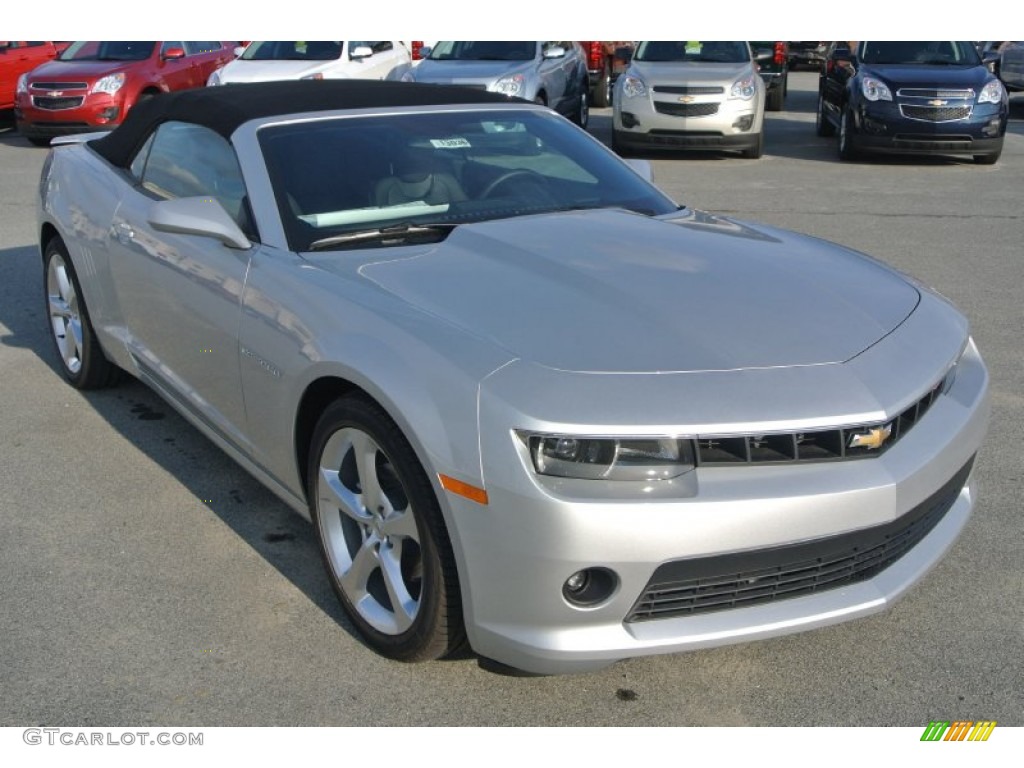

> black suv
[816,41,1008,164]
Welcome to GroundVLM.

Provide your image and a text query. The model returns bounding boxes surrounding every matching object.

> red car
[15,41,235,145]
[0,42,68,111]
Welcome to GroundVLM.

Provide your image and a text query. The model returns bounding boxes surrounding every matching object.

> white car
[208,41,411,85]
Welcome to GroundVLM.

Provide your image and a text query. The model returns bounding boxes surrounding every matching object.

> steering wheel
[479,169,550,200]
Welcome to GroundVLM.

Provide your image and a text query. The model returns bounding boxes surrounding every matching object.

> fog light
[562,567,618,607]
[984,118,1001,136]
[732,114,754,131]
[98,107,120,121]
[620,111,640,129]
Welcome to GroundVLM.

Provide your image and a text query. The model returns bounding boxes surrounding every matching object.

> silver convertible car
[38,81,988,674]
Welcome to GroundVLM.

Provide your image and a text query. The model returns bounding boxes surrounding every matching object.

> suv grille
[654,102,719,117]
[626,457,974,622]
[896,88,974,99]
[30,81,89,90]
[33,96,85,110]
[900,105,972,122]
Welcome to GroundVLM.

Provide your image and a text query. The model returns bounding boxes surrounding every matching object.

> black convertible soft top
[89,80,517,168]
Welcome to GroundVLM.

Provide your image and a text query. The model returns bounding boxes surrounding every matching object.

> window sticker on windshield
[430,138,472,149]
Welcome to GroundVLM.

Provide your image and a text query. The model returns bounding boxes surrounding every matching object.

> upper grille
[694,378,945,466]
[654,102,719,117]
[896,88,974,99]
[33,96,85,111]
[30,81,89,90]
[626,456,974,622]
[900,105,972,122]
[653,85,725,95]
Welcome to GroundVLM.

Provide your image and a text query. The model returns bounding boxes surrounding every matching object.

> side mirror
[148,197,251,250]
[233,46,245,57]
[614,46,633,64]
[543,45,566,59]
[350,46,373,60]
[624,158,652,182]
[418,46,432,59]
[162,47,185,61]
[982,50,1000,65]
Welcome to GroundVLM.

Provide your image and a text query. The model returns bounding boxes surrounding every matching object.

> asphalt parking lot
[1,71,1021,726]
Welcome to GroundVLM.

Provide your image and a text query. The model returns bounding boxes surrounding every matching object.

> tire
[533,93,547,107]
[838,106,859,161]
[592,63,611,108]
[766,81,785,112]
[44,237,120,389]
[308,395,465,662]
[973,150,1001,165]
[815,91,835,136]
[611,129,630,157]
[740,129,764,159]
[572,84,589,128]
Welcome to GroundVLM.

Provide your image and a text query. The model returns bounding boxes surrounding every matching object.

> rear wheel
[815,92,835,136]
[44,237,120,389]
[766,81,785,111]
[308,395,465,662]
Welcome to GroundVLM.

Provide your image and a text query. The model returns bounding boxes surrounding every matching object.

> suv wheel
[838,107,859,161]
[593,62,611,108]
[816,92,835,136]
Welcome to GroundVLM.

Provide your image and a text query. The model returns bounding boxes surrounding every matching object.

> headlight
[729,74,757,100]
[620,74,647,99]
[17,73,29,95]
[91,73,125,95]
[860,76,892,102]
[492,73,524,97]
[525,434,695,481]
[978,79,1005,104]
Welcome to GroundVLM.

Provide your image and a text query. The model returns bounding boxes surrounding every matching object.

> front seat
[373,147,467,207]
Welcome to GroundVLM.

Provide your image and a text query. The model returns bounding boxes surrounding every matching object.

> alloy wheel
[46,251,83,375]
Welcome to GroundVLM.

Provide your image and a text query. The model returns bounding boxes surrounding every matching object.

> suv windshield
[427,42,536,62]
[242,41,343,61]
[635,41,750,63]
[858,41,981,66]
[259,109,678,252]
[60,41,156,62]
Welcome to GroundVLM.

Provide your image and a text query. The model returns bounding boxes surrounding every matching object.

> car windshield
[427,42,537,61]
[60,41,156,62]
[858,41,981,66]
[259,109,679,252]
[241,41,344,61]
[634,41,750,63]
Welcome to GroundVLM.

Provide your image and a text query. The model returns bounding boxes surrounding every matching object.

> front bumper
[614,88,763,152]
[852,100,1006,157]
[448,313,988,674]
[15,92,127,138]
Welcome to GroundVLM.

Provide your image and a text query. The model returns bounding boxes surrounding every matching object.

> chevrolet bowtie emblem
[848,424,893,451]
[47,90,64,98]
[678,95,696,103]
[927,99,947,106]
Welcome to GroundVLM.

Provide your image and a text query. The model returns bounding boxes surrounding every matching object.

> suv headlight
[860,76,892,102]
[492,73,524,97]
[17,73,29,95]
[91,73,126,95]
[620,74,647,98]
[729,74,757,100]
[524,434,695,481]
[978,79,1005,104]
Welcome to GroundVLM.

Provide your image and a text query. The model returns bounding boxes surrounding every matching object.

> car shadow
[0,242,461,660]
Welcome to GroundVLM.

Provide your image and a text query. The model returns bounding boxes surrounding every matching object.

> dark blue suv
[816,41,1007,164]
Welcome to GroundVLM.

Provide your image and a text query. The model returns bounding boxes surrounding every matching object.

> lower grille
[33,96,84,111]
[892,135,974,150]
[626,456,974,622]
[654,101,719,117]
[900,104,972,122]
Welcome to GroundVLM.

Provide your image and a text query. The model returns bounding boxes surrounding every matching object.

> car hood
[218,59,348,83]
[628,60,753,85]
[860,63,992,89]
[347,209,920,374]
[414,59,532,84]
[25,59,137,82]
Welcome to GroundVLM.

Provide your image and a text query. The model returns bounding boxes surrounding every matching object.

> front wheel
[308,395,465,662]
[592,63,611,108]
[815,92,835,136]
[44,237,120,389]
[838,107,859,161]
[572,85,589,128]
